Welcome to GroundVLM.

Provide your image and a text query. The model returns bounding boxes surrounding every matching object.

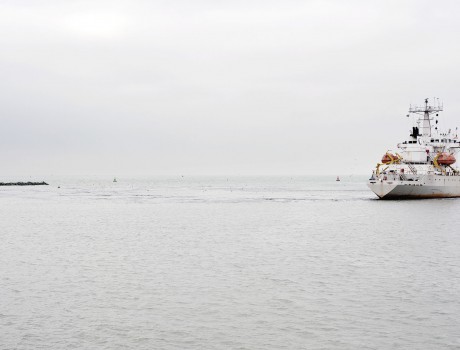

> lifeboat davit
[381,153,399,164]
[437,153,456,165]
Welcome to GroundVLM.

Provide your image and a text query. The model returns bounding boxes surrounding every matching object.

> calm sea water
[1,176,460,350]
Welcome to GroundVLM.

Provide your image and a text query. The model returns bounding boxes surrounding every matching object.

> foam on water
[1,176,460,349]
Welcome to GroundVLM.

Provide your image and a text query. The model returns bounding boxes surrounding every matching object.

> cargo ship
[368,98,460,199]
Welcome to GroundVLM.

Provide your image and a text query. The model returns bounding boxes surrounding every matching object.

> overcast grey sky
[2,0,460,176]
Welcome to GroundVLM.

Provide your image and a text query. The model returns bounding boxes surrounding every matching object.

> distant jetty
[0,181,48,186]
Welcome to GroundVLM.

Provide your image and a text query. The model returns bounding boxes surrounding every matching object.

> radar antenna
[409,97,443,115]
[408,98,443,138]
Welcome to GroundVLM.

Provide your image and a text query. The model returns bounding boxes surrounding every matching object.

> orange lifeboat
[381,153,398,164]
[437,153,456,165]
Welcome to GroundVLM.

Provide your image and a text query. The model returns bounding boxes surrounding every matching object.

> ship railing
[376,172,416,182]
[376,169,460,183]
[376,170,429,182]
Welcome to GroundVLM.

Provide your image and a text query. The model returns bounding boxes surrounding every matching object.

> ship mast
[409,98,443,141]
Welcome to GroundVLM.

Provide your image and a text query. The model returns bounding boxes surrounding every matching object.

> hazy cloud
[2,0,460,175]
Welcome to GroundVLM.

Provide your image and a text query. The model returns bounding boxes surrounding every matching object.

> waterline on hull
[368,182,460,199]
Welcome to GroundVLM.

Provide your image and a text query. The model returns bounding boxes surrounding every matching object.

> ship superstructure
[368,98,460,199]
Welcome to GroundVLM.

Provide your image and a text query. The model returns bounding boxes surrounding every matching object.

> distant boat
[113,177,117,183]
[336,176,340,181]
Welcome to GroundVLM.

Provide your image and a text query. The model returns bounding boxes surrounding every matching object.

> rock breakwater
[0,181,48,186]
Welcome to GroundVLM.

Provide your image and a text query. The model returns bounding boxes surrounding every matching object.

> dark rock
[0,181,49,186]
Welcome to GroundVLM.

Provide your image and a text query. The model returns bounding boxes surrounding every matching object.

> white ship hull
[368,175,460,199]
